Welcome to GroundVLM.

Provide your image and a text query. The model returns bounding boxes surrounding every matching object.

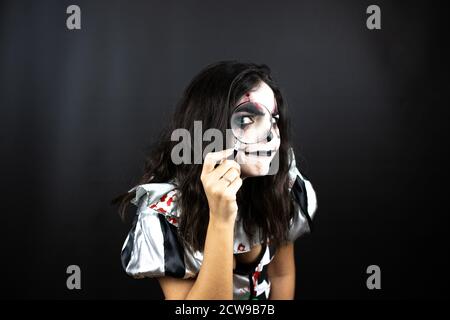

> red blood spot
[169,217,178,224]
[253,270,261,287]
[160,194,167,202]
[241,95,250,104]
[157,208,167,213]
[167,196,173,206]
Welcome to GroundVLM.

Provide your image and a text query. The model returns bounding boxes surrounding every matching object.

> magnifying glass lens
[230,102,272,144]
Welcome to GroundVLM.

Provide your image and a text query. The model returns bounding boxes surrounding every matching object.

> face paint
[233,83,281,178]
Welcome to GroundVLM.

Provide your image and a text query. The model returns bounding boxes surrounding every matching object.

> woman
[112,61,318,300]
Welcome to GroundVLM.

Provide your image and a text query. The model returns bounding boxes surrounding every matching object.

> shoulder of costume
[286,147,318,233]
[127,180,181,226]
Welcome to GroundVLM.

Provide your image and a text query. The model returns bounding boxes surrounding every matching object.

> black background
[0,0,448,299]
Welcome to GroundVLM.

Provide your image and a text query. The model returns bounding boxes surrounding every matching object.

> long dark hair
[112,60,297,252]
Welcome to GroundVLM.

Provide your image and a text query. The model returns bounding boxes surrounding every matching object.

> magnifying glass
[229,101,273,158]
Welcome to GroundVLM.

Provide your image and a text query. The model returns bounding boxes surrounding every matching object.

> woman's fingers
[226,176,243,195]
[200,149,244,224]
[202,148,235,175]
[221,167,240,183]
[210,159,240,181]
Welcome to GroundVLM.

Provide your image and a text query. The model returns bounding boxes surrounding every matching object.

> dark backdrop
[0,0,448,299]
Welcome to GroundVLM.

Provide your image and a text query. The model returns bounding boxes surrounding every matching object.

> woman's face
[233,81,281,177]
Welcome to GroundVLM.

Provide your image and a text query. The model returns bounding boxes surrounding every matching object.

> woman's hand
[201,148,243,225]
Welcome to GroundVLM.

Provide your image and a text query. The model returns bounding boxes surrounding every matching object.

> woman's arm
[158,149,242,300]
[158,218,235,300]
[267,242,296,300]
[185,218,235,299]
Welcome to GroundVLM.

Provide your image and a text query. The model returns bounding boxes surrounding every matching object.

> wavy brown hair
[112,60,297,252]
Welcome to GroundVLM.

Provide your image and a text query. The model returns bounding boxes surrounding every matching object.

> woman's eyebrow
[236,104,265,116]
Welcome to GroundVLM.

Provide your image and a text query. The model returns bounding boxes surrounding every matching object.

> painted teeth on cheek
[244,150,272,156]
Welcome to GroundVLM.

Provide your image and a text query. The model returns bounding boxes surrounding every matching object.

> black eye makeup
[235,104,266,117]
[234,113,254,128]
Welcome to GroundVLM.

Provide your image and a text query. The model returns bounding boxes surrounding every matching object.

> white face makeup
[232,81,281,177]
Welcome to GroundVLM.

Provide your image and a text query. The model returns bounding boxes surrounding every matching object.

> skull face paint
[233,82,281,178]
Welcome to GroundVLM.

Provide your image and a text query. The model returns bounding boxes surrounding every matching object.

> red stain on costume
[168,217,178,224]
[148,191,178,225]
[253,270,261,283]
[150,203,167,214]
[252,270,261,294]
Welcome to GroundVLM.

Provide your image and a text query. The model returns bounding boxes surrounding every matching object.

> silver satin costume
[121,148,318,300]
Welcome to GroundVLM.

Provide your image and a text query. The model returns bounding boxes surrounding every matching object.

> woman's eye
[271,114,280,124]
[239,116,254,126]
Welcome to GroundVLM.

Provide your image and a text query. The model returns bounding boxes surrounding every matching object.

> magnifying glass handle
[227,141,240,160]
[233,141,240,159]
[215,142,241,169]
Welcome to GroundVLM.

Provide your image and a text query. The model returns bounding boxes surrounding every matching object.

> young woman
[112,61,318,300]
